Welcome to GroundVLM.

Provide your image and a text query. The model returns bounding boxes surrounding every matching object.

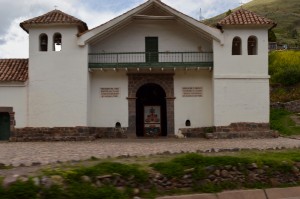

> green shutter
[145,37,158,63]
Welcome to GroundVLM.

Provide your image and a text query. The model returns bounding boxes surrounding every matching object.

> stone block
[156,193,217,199]
[217,189,267,199]
[265,187,300,199]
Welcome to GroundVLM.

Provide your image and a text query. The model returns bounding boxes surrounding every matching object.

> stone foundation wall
[11,123,277,141]
[11,127,128,142]
[180,122,278,139]
[271,100,300,113]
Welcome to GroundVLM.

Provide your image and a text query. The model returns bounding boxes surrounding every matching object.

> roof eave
[217,23,276,30]
[20,22,88,34]
[20,23,29,33]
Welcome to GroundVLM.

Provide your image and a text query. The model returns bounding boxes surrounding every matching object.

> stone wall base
[180,122,279,139]
[10,127,128,142]
[11,122,278,141]
[271,100,300,113]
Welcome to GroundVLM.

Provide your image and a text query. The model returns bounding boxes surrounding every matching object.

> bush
[66,184,127,199]
[272,68,300,86]
[150,162,184,178]
[5,180,39,199]
[269,51,300,86]
[40,185,67,199]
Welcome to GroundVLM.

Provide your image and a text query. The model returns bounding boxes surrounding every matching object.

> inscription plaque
[182,87,203,97]
[100,88,120,98]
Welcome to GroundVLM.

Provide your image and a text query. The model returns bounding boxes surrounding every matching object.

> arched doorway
[136,83,167,137]
[0,112,10,140]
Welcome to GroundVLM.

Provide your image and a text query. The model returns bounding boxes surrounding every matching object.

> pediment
[136,4,172,17]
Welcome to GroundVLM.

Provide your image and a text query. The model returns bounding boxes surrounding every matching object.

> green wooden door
[145,37,158,63]
[0,113,10,140]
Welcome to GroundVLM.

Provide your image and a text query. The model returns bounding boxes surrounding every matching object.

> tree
[226,9,232,16]
[268,30,277,42]
[291,29,299,39]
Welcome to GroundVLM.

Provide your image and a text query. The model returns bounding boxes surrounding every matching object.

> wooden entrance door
[0,112,10,140]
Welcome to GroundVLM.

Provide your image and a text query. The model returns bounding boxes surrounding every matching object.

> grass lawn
[270,109,300,136]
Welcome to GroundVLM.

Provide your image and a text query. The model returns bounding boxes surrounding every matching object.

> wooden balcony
[88,52,213,68]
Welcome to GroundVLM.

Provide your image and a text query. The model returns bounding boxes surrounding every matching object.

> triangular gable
[78,0,223,46]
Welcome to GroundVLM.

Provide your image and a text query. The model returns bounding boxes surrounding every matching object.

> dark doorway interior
[0,112,10,140]
[136,83,167,137]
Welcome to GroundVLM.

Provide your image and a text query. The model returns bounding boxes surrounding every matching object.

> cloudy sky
[0,0,251,58]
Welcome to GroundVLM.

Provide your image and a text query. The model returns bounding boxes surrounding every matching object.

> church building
[0,0,277,141]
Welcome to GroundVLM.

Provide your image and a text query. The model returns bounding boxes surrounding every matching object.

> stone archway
[127,74,175,137]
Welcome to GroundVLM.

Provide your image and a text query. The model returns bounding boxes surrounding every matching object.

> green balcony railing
[88,52,213,68]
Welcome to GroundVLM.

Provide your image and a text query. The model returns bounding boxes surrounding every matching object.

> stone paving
[1,137,300,167]
[157,187,300,199]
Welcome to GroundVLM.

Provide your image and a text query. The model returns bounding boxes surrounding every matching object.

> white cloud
[0,18,29,58]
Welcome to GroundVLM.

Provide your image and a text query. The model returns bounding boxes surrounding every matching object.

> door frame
[136,83,167,137]
[127,74,175,138]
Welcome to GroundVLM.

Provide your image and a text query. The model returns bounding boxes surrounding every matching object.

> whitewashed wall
[89,71,128,127]
[28,26,89,127]
[214,28,269,76]
[174,70,213,134]
[213,79,269,125]
[0,84,27,127]
[212,28,270,126]
[90,20,212,53]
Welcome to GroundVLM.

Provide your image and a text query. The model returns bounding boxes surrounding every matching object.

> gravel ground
[0,137,300,167]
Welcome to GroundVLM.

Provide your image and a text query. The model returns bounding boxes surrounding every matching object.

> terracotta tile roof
[217,8,276,27]
[0,59,28,82]
[20,9,88,33]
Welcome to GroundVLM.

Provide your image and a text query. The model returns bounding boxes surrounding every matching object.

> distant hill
[204,0,300,45]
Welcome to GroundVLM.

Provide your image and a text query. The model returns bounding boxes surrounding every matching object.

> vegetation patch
[269,51,300,87]
[43,162,148,183]
[271,85,300,103]
[270,108,300,136]
[2,151,300,198]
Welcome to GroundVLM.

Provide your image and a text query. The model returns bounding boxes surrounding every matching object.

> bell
[41,39,47,45]
[55,39,61,45]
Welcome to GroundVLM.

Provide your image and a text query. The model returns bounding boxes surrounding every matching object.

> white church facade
[0,0,277,141]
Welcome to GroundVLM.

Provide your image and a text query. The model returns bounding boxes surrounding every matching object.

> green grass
[43,162,148,183]
[270,109,300,136]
